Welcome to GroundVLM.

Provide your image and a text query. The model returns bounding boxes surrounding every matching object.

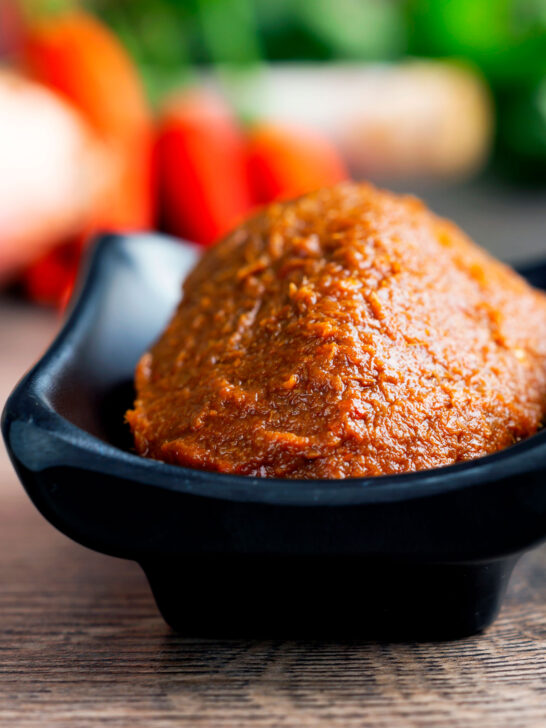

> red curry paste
[127,183,546,478]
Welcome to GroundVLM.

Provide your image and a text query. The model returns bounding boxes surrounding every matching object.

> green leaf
[197,0,262,65]
[296,0,406,60]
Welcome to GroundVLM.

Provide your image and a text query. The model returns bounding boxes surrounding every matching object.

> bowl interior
[40,234,199,451]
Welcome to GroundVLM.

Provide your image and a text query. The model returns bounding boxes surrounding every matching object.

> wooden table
[1,293,546,728]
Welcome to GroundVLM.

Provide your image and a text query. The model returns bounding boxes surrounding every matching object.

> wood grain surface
[1,299,546,728]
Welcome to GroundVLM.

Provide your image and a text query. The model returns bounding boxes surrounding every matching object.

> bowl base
[142,554,518,640]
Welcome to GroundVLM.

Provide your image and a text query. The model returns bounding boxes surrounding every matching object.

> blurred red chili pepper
[157,89,253,246]
[22,239,81,308]
[247,121,348,204]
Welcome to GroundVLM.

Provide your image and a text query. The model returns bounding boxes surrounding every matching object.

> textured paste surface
[127,183,546,478]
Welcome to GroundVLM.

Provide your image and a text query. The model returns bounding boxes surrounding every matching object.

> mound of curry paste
[127,183,546,478]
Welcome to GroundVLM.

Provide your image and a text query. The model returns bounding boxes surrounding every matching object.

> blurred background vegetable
[0,0,546,305]
[0,70,107,281]
[22,7,156,229]
[157,89,252,245]
[247,121,348,203]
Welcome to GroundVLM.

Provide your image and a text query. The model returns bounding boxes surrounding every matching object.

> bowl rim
[5,232,546,507]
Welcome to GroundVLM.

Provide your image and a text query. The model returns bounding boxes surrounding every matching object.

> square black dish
[3,233,546,640]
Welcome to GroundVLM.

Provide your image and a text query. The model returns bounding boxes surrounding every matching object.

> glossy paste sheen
[127,183,546,478]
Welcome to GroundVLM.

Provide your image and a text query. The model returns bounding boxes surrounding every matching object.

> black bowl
[3,233,546,640]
